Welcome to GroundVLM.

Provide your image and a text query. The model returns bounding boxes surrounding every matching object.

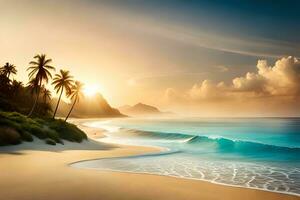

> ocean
[72,117,300,196]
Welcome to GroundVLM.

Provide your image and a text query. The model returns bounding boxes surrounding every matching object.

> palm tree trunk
[53,88,64,119]
[65,95,77,122]
[28,79,41,117]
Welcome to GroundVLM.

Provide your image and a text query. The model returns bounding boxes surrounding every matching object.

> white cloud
[233,56,300,96]
[163,56,300,116]
[188,80,227,100]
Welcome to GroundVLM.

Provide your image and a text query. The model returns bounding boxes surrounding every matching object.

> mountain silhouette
[119,103,162,116]
[53,93,126,118]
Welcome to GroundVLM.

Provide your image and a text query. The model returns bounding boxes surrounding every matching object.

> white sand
[0,121,298,200]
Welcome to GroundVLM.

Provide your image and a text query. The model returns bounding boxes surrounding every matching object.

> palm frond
[27,53,55,86]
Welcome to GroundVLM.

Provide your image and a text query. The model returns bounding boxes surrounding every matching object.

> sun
[83,84,100,97]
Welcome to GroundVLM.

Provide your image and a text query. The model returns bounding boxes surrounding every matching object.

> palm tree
[65,81,84,122]
[27,54,55,117]
[27,78,40,94]
[42,87,52,104]
[52,70,73,119]
[11,80,23,96]
[0,62,17,79]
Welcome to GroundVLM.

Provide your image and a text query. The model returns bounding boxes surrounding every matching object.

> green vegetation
[0,53,84,120]
[0,53,87,146]
[0,112,87,146]
[45,138,56,145]
[27,54,55,117]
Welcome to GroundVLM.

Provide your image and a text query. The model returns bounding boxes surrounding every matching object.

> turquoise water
[73,118,300,196]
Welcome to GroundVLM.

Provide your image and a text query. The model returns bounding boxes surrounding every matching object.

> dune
[0,121,298,200]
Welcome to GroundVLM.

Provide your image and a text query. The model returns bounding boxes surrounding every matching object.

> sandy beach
[0,122,299,200]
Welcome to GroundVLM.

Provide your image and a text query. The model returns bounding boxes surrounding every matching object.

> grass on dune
[0,111,87,146]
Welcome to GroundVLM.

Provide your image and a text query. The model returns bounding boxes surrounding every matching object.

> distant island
[119,103,171,116]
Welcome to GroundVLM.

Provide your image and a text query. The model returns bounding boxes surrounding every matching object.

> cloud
[188,80,228,100]
[232,56,300,96]
[163,56,300,116]
[232,72,266,94]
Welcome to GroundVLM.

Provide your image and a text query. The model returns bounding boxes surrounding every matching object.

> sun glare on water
[83,84,100,97]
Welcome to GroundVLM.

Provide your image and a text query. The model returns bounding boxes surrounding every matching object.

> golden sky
[1,0,299,116]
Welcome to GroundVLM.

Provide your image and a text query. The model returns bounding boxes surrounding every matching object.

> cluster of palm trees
[0,63,20,95]
[0,54,84,121]
[0,62,17,79]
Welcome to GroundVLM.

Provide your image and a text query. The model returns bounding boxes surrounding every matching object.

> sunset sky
[1,0,300,116]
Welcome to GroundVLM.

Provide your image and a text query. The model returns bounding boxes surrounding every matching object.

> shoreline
[85,167,300,198]
[0,119,299,200]
[77,121,300,198]
[71,146,300,198]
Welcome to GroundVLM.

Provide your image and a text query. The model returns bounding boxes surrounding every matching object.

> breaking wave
[125,129,300,161]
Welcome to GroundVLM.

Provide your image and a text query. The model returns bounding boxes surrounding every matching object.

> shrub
[0,117,20,129]
[6,112,28,123]
[45,138,56,145]
[27,124,47,139]
[0,111,88,145]
[21,131,34,142]
[0,127,22,146]
[47,119,87,142]
[43,126,60,143]
[34,118,45,124]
